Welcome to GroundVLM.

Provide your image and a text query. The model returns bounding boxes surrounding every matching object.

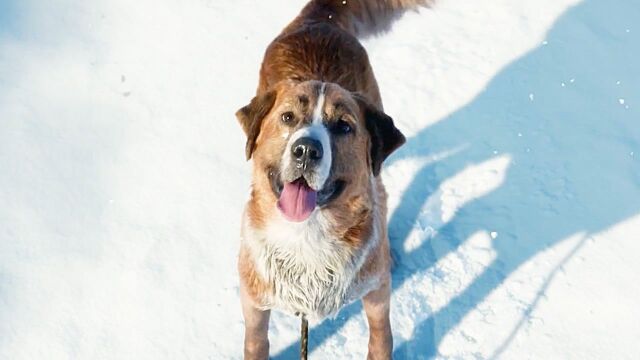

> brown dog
[235,1,423,358]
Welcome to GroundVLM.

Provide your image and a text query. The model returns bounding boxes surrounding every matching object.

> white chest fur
[243,209,379,319]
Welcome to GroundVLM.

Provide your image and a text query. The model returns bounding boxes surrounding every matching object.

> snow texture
[1,0,639,359]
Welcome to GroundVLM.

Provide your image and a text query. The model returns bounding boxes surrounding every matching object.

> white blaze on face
[281,83,332,190]
[312,83,326,125]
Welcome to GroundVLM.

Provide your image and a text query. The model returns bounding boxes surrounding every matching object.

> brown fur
[238,243,271,305]
[235,1,425,358]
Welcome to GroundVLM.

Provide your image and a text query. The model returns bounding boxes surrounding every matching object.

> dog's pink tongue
[277,180,317,222]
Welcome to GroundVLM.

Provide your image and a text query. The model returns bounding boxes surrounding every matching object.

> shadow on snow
[275,0,640,358]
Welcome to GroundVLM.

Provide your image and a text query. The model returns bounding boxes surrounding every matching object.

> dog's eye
[331,119,353,135]
[281,112,295,125]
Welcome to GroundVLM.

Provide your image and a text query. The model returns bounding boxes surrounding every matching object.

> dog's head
[236,80,405,223]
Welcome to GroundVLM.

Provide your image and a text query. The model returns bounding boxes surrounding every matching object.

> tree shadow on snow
[274,0,640,358]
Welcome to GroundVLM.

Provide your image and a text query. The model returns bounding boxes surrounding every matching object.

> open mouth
[277,178,317,222]
[268,169,345,222]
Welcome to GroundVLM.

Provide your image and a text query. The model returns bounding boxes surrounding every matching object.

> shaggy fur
[235,1,424,358]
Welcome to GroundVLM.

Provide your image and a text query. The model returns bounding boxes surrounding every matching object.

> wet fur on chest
[243,211,378,319]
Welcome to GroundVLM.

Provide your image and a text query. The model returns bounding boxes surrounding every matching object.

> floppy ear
[235,91,277,160]
[356,95,406,176]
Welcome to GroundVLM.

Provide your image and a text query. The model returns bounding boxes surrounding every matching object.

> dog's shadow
[274,0,640,358]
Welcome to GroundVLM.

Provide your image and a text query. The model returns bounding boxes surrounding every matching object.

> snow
[1,0,640,359]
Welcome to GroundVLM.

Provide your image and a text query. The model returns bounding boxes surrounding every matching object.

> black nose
[291,137,323,169]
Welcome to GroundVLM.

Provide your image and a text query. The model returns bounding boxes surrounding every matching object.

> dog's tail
[295,0,430,38]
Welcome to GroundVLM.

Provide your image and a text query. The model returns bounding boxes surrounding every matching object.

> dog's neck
[241,179,381,318]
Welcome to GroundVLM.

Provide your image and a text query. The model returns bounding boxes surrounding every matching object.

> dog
[235,1,424,358]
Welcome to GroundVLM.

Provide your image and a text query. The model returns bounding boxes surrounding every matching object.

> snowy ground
[1,0,639,359]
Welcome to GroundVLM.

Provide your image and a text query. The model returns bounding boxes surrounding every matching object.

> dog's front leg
[240,285,270,360]
[363,274,393,360]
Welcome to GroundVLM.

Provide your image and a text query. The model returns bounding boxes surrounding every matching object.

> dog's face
[236,80,404,224]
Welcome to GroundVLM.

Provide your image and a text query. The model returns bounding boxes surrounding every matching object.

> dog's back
[257,0,426,107]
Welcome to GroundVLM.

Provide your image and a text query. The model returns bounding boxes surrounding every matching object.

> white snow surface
[1,0,640,359]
